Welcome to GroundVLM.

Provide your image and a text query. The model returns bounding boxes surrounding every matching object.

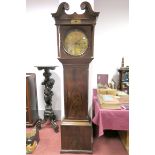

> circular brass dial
[64,30,88,56]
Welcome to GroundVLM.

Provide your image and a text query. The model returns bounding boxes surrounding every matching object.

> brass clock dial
[64,30,88,56]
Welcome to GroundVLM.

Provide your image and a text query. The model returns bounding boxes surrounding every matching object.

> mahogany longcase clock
[52,2,99,153]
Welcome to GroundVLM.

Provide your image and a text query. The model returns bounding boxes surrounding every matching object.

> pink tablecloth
[92,89,129,137]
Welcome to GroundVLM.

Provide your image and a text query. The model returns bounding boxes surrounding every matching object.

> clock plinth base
[60,119,93,154]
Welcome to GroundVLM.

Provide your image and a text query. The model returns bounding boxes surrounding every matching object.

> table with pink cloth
[92,89,129,137]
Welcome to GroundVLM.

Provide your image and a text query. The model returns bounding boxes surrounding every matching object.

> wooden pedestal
[61,119,93,154]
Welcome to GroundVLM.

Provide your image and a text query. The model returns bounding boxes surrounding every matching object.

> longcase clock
[52,2,99,153]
